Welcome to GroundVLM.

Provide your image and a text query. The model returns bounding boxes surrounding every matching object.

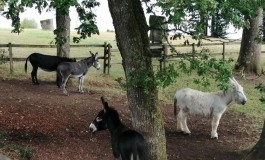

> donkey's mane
[61,57,75,61]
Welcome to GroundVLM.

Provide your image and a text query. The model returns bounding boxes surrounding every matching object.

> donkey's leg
[61,75,70,95]
[181,112,191,135]
[56,72,60,88]
[78,76,85,93]
[31,67,39,85]
[177,110,184,132]
[211,113,222,139]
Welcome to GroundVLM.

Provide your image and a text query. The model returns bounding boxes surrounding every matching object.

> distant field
[0,28,117,59]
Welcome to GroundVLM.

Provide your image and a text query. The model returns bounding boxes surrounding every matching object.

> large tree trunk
[245,119,265,160]
[56,8,71,57]
[235,7,263,74]
[108,0,167,159]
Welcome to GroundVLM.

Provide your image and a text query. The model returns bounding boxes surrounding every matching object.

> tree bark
[235,7,263,74]
[107,0,167,159]
[56,8,71,57]
[245,119,265,160]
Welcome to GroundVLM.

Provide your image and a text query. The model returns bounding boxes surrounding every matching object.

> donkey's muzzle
[241,100,246,105]
[89,123,97,133]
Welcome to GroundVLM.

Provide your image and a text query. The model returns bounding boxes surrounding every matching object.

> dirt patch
[0,78,260,160]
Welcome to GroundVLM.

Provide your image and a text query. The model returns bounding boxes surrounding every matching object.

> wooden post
[222,42,225,60]
[8,42,13,74]
[107,43,112,74]
[162,44,168,69]
[192,43,196,58]
[103,42,107,74]
[192,43,195,54]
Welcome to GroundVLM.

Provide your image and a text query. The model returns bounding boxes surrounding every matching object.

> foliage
[255,84,265,103]
[0,0,99,43]
[151,0,264,39]
[21,18,38,29]
[116,49,233,93]
[211,1,229,38]
[177,50,234,90]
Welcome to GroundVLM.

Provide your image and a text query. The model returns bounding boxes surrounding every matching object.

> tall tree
[108,0,167,159]
[235,7,263,74]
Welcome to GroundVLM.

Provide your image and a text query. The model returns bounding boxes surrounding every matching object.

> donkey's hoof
[211,132,218,139]
[211,134,218,139]
[183,132,191,136]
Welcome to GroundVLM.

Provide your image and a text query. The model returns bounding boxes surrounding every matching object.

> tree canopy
[1,0,99,42]
[152,0,264,39]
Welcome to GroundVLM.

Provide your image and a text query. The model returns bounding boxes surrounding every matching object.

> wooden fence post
[107,43,112,74]
[162,44,168,69]
[192,43,195,54]
[103,42,107,74]
[8,42,13,74]
[222,42,225,60]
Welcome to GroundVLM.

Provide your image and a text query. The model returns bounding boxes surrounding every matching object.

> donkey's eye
[96,117,102,122]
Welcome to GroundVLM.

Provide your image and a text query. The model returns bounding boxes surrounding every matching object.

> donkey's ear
[90,51,94,56]
[95,52,98,57]
[101,97,109,110]
[229,77,237,88]
[232,77,239,85]
[101,96,105,106]
[103,102,109,113]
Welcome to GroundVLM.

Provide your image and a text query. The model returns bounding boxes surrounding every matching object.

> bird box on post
[149,15,168,44]
[149,15,168,57]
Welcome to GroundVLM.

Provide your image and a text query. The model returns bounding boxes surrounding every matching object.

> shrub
[0,49,7,64]
[21,18,38,29]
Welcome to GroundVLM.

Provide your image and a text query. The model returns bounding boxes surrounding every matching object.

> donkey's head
[229,77,247,105]
[90,51,100,70]
[89,97,113,133]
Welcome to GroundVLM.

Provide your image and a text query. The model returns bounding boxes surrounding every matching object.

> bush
[21,18,38,29]
[0,49,7,64]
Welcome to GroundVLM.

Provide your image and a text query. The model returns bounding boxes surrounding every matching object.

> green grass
[0,28,265,130]
[0,131,33,160]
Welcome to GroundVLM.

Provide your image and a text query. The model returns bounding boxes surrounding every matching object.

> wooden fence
[0,42,112,74]
[149,41,265,70]
[1,41,264,74]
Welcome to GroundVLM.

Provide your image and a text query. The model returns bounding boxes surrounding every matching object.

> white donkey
[173,77,247,139]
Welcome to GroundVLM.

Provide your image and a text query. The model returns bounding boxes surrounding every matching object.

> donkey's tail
[174,97,177,116]
[24,56,29,73]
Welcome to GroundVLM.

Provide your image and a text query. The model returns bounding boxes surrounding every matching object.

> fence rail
[0,42,112,74]
[1,41,264,74]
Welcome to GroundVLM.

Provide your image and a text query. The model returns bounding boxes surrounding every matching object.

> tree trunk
[245,119,265,160]
[56,8,71,57]
[263,16,265,42]
[235,7,263,74]
[107,0,167,159]
[211,14,217,37]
